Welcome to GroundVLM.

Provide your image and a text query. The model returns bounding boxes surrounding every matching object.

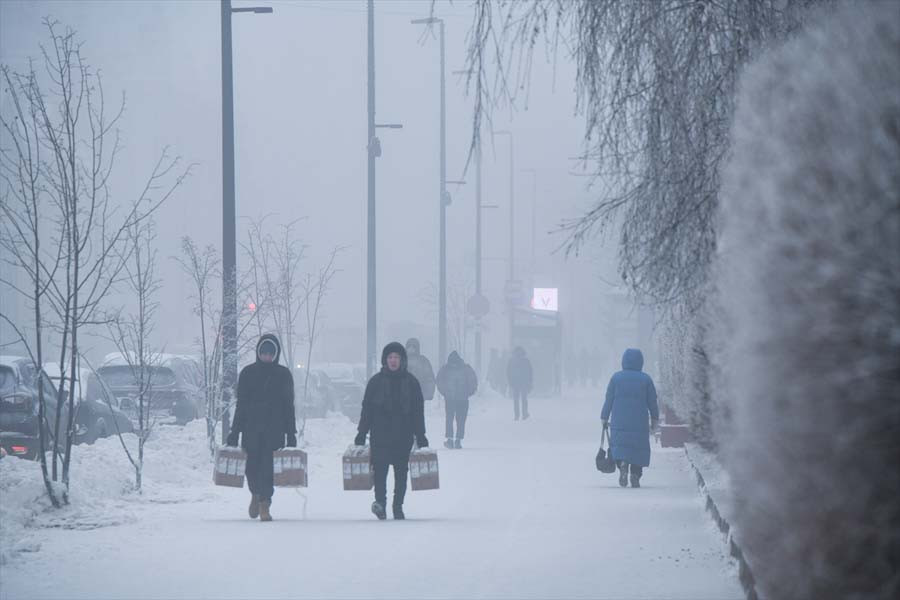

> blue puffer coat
[601,349,659,467]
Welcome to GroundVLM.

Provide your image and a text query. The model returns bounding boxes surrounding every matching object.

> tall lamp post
[522,168,537,280]
[221,0,272,442]
[367,0,403,377]
[411,16,449,364]
[493,129,514,350]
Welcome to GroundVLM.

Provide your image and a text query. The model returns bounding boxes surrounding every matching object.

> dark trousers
[617,460,643,478]
[445,397,469,439]
[245,435,275,500]
[373,453,409,508]
[512,388,529,419]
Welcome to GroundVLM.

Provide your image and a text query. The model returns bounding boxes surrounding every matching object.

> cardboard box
[274,448,308,487]
[213,446,246,488]
[343,445,374,491]
[409,448,439,491]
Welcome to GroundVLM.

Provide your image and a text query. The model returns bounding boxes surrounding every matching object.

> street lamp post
[412,16,449,365]
[493,130,514,351]
[221,0,271,443]
[523,168,537,280]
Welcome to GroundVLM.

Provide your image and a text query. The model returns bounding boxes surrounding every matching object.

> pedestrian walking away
[355,342,428,520]
[507,346,533,421]
[226,333,297,521]
[601,348,659,488]
[405,337,436,401]
[436,351,478,449]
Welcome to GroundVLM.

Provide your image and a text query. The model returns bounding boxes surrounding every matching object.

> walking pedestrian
[226,334,297,522]
[354,342,428,520]
[405,338,436,401]
[506,346,533,420]
[436,351,478,449]
[601,348,660,488]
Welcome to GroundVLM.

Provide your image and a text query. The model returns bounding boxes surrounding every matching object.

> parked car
[316,363,364,423]
[0,355,63,460]
[43,365,134,444]
[98,354,203,425]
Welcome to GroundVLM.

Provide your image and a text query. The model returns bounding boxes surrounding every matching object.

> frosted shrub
[715,3,900,597]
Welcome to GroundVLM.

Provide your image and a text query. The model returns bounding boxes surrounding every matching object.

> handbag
[595,427,617,473]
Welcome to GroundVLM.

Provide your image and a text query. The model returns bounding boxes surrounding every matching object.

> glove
[226,431,239,447]
[602,419,609,430]
[354,432,367,447]
[286,433,297,448]
[416,434,429,449]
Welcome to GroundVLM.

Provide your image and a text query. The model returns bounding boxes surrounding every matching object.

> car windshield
[97,365,177,387]
[0,366,15,395]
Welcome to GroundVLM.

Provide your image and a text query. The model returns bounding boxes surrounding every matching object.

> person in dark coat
[405,337,436,401]
[601,348,660,488]
[436,351,478,449]
[227,333,297,521]
[354,342,428,520]
[506,346,533,420]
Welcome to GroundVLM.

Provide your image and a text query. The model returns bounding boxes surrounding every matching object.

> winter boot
[618,465,629,488]
[371,501,387,520]
[248,494,260,519]
[259,498,273,522]
[444,438,454,449]
[392,504,405,520]
[630,474,641,488]
[454,439,462,449]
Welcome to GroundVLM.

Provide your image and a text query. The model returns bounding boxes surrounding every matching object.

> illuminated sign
[531,288,558,312]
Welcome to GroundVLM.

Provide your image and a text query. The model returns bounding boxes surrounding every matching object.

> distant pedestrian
[355,342,428,520]
[227,334,297,522]
[405,338,436,401]
[506,346,533,421]
[436,351,478,449]
[601,348,659,488]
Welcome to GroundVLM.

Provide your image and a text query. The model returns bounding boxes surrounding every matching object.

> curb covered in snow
[683,443,761,600]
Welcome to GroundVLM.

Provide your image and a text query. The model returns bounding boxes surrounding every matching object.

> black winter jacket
[358,343,426,455]
[436,351,478,402]
[507,347,533,393]
[231,334,297,451]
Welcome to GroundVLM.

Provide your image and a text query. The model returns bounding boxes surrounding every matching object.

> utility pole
[494,130,514,350]
[523,168,537,281]
[367,0,376,378]
[220,0,271,442]
[475,136,483,376]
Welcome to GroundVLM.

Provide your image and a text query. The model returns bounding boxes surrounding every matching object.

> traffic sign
[466,294,491,318]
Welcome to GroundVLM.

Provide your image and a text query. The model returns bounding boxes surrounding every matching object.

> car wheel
[92,417,108,442]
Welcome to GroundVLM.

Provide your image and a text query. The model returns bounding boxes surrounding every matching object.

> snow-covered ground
[1,389,741,599]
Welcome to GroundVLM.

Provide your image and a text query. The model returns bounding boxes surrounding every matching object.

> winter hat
[381,341,408,370]
[405,338,421,354]
[255,333,282,363]
[259,340,277,355]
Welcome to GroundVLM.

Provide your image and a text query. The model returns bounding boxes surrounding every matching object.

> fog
[1,0,640,371]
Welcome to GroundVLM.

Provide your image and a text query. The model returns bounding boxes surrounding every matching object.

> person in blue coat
[601,348,659,488]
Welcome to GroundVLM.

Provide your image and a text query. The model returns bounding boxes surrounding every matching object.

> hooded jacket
[600,349,659,467]
[405,338,436,401]
[436,351,478,402]
[231,333,297,451]
[506,346,533,392]
[358,342,426,455]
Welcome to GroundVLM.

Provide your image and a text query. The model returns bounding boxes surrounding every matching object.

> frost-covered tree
[715,3,900,596]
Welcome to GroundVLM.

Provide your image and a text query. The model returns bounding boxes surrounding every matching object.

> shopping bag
[595,428,617,473]
[343,445,374,490]
[409,447,440,491]
[274,448,308,487]
[213,446,247,487]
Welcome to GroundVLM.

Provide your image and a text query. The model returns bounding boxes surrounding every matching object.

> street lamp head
[411,17,442,25]
[231,6,273,14]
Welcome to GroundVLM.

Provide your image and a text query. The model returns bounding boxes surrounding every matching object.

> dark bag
[595,427,616,473]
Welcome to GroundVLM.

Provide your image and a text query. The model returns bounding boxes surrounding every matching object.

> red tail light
[10,445,29,454]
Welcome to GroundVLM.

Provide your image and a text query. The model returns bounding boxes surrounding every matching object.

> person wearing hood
[436,351,478,449]
[354,342,428,520]
[601,348,660,488]
[227,334,297,521]
[405,338,436,401]
[506,346,533,420]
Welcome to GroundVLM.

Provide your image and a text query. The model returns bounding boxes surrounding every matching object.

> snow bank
[715,2,900,597]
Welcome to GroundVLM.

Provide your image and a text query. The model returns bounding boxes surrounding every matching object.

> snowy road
[1,390,741,600]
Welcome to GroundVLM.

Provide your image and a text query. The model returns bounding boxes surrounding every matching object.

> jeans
[512,388,529,419]
[373,453,409,508]
[445,397,470,439]
[244,434,275,500]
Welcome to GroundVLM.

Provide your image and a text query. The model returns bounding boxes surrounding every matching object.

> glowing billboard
[531,288,558,312]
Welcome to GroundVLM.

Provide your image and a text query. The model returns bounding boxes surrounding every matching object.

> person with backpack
[436,351,478,449]
[226,334,297,521]
[355,342,428,520]
[601,348,660,488]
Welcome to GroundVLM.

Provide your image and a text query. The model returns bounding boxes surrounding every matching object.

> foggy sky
[1,0,632,367]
